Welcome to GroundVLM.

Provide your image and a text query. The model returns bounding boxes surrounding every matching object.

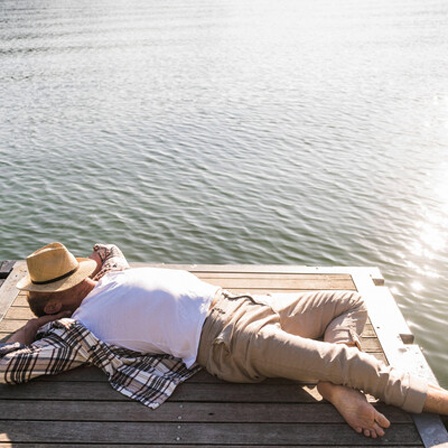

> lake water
[1,0,448,386]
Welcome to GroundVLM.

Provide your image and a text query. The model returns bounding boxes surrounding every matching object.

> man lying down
[2,242,448,439]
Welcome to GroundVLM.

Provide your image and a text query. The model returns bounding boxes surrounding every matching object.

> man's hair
[27,291,52,317]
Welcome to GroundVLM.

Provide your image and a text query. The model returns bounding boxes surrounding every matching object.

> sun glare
[408,165,448,280]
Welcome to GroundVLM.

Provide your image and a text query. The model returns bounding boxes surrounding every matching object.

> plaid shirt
[0,318,200,408]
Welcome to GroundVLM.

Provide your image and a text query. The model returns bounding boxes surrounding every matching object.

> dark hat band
[31,265,79,285]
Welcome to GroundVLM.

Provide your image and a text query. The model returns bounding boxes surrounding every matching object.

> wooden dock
[1,261,448,447]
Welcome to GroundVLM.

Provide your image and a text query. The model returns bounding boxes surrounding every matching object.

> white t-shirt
[72,267,219,367]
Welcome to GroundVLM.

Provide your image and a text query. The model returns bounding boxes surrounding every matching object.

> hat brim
[16,258,97,292]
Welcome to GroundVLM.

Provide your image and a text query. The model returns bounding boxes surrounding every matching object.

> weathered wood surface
[0,262,446,447]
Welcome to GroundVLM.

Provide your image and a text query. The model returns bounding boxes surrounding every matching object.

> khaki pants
[197,290,427,413]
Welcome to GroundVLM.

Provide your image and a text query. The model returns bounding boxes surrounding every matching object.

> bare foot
[317,381,391,438]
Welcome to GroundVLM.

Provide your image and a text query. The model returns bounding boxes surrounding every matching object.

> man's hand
[6,311,71,346]
[88,250,103,278]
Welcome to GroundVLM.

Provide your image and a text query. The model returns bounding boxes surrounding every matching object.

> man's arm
[6,311,70,346]
[89,243,130,280]
[1,314,87,384]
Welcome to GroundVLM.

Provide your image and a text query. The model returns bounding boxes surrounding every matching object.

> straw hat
[16,242,97,292]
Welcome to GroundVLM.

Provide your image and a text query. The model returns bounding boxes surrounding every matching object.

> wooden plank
[0,320,30,333]
[0,421,422,445]
[201,278,355,290]
[128,263,384,282]
[0,381,320,403]
[2,367,314,384]
[1,306,32,320]
[0,261,16,278]
[0,445,425,448]
[0,400,411,423]
[0,261,23,322]
[5,291,36,308]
